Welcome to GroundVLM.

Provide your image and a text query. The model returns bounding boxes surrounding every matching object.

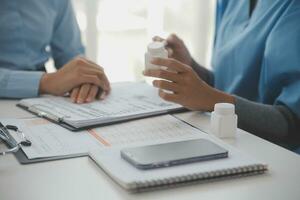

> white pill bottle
[211,103,238,138]
[145,41,168,70]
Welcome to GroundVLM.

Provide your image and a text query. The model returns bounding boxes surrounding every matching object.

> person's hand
[69,58,110,104]
[70,83,108,104]
[143,58,235,111]
[153,34,192,66]
[39,57,110,102]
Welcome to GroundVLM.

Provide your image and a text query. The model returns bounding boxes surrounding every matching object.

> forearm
[235,96,300,147]
[0,69,43,98]
[191,59,214,86]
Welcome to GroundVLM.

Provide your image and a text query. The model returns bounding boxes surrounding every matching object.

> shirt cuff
[6,71,44,98]
[191,58,214,86]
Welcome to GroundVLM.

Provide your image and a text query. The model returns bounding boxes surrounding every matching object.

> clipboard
[0,126,87,164]
[4,114,191,164]
[14,148,87,164]
[16,82,188,131]
[17,103,187,131]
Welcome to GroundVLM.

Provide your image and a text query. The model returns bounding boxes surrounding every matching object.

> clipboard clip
[28,105,65,123]
[0,123,32,156]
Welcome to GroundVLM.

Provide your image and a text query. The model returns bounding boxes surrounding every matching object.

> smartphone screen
[120,139,228,170]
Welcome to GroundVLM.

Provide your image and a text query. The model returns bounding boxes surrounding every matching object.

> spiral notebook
[89,140,268,192]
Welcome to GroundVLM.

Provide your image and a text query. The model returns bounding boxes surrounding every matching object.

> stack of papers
[17,82,184,130]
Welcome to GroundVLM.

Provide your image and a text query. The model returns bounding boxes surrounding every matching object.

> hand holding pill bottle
[145,41,168,70]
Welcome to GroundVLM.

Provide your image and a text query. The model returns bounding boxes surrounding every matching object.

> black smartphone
[120,139,228,170]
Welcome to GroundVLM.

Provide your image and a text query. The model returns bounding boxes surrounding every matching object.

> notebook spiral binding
[132,164,268,192]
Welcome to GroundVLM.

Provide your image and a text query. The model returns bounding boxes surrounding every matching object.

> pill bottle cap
[213,103,235,115]
[147,41,166,55]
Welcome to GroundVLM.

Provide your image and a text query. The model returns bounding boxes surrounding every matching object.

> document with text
[17,82,183,130]
[1,115,201,159]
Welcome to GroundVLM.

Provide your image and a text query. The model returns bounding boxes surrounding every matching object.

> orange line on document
[87,129,111,147]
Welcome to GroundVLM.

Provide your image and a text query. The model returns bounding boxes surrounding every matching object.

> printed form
[18,82,182,128]
[1,115,203,159]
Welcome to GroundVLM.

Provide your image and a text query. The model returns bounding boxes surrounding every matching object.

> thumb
[167,34,182,48]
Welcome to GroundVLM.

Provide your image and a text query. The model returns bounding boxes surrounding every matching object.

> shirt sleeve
[191,59,214,86]
[50,0,85,68]
[235,96,300,149]
[261,1,300,119]
[0,68,43,98]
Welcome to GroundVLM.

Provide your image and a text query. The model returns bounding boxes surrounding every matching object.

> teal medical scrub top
[212,0,300,118]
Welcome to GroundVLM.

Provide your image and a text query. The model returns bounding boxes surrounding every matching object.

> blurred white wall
[71,0,216,82]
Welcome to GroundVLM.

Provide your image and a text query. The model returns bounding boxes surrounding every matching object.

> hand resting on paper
[39,57,111,104]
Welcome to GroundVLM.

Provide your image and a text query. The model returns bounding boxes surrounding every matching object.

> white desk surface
[0,100,299,200]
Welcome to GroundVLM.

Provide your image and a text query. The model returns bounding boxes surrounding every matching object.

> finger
[96,87,110,100]
[158,89,180,103]
[151,58,189,73]
[152,36,165,42]
[80,67,110,92]
[100,72,111,94]
[166,34,182,48]
[143,69,181,83]
[86,85,99,103]
[81,59,110,92]
[77,84,91,104]
[96,87,103,99]
[70,87,80,103]
[78,74,108,91]
[153,80,180,93]
[80,68,108,88]
[166,47,174,57]
[99,91,108,100]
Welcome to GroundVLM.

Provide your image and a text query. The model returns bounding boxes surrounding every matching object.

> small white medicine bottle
[211,103,237,138]
[145,41,168,70]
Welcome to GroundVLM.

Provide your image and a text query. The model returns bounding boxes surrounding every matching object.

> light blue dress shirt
[0,0,84,98]
[212,0,300,118]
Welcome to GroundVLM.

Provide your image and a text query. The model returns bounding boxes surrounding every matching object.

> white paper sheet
[89,115,201,147]
[18,82,182,128]
[1,115,201,159]
[1,118,102,159]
